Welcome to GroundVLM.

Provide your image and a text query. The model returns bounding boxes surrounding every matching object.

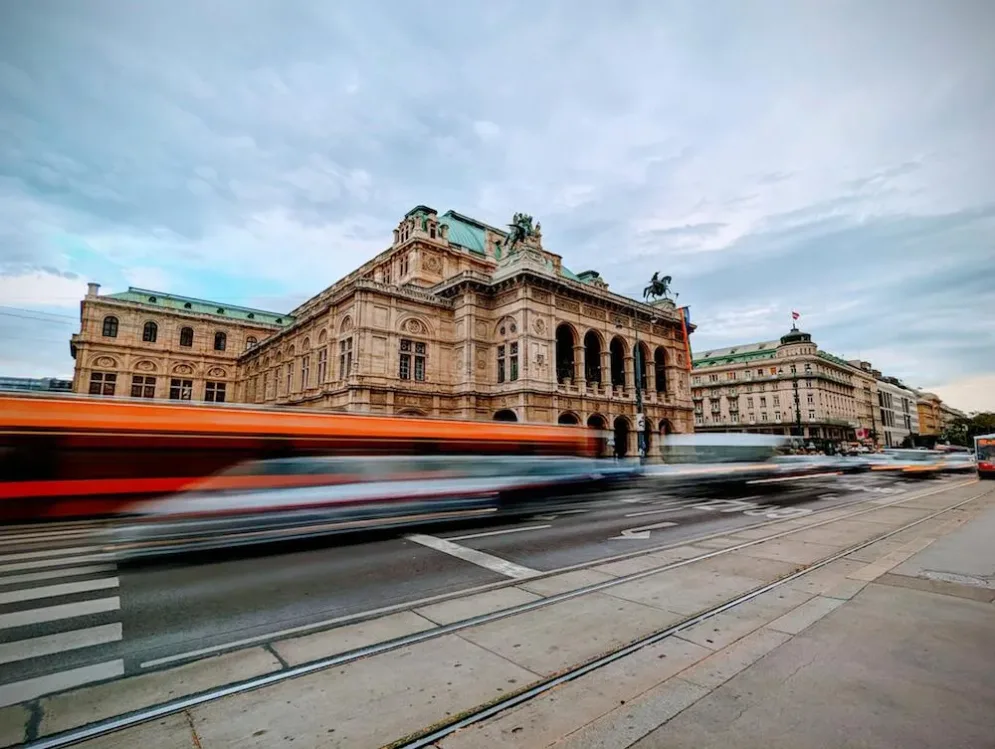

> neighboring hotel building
[691,326,874,444]
[916,392,943,437]
[875,376,920,447]
[70,206,694,457]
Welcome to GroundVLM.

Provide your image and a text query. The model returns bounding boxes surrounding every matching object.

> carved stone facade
[71,205,695,456]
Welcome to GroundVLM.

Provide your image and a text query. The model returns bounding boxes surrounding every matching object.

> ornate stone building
[71,206,694,457]
[71,284,289,403]
[691,326,869,444]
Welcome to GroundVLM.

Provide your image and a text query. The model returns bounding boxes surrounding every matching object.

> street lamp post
[618,312,648,461]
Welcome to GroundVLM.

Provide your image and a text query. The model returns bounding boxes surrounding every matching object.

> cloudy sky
[2,1,993,410]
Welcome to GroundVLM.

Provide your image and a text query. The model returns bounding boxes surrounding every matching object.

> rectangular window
[262,372,269,399]
[709,374,718,382]
[806,379,813,389]
[773,395,780,406]
[756,368,763,376]
[775,410,781,421]
[790,365,796,374]
[130,375,155,399]
[88,371,116,396]
[301,356,310,389]
[761,412,768,421]
[730,412,739,423]
[693,376,701,385]
[809,409,816,420]
[317,348,328,384]
[497,345,506,383]
[760,397,767,407]
[769,367,777,375]
[205,381,226,403]
[286,362,294,392]
[169,378,193,400]
[726,371,736,380]
[510,342,519,381]
[399,339,426,381]
[807,394,814,405]
[804,363,812,373]
[748,412,755,421]
[746,397,754,408]
[339,337,353,379]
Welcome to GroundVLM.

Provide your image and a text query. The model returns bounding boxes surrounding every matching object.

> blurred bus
[0,394,594,520]
[975,434,995,480]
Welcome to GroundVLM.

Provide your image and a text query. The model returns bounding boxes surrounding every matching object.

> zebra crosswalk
[0,523,124,708]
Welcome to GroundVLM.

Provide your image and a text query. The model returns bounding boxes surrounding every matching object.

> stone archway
[609,336,627,388]
[584,331,603,385]
[555,324,577,383]
[613,415,631,458]
[587,413,609,457]
[493,409,518,422]
[557,412,580,425]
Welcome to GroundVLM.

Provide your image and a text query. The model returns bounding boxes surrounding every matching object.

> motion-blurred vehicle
[0,393,596,521]
[938,453,977,474]
[871,449,945,477]
[105,455,618,558]
[644,434,845,489]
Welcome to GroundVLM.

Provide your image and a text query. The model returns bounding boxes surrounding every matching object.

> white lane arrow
[611,520,678,540]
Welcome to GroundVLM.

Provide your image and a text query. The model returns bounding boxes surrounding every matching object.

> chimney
[86,282,101,298]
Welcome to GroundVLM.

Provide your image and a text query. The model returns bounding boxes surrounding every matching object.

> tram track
[18,478,984,748]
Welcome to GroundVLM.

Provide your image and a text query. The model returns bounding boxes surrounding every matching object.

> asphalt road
[0,471,942,707]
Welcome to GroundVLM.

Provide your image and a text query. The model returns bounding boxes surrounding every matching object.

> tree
[940,412,995,446]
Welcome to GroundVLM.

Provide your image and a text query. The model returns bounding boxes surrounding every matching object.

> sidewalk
[3,480,991,748]
[442,491,995,748]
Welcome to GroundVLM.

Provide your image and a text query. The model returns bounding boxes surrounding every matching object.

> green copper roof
[106,287,292,326]
[560,265,581,281]
[440,210,488,255]
[694,340,780,367]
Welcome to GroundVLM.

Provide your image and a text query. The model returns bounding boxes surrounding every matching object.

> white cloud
[0,270,87,308]
[473,120,501,141]
[931,374,995,414]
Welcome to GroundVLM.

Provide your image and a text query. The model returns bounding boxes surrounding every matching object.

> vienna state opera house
[70,206,695,456]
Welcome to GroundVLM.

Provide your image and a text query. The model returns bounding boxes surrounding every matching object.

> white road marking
[0,565,117,588]
[611,521,678,540]
[0,576,119,605]
[624,507,685,518]
[0,596,120,630]
[0,623,122,665]
[447,524,551,541]
[0,554,109,575]
[0,546,99,564]
[406,534,539,579]
[0,659,124,707]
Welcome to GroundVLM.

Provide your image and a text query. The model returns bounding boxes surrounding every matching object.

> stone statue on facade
[643,272,674,302]
[503,213,539,253]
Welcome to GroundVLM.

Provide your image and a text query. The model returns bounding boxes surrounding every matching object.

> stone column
[624,355,635,392]
[601,350,612,393]
[573,344,585,385]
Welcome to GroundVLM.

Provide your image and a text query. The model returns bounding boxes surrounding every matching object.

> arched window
[245,336,257,351]
[142,321,158,343]
[214,331,227,351]
[179,327,194,347]
[102,316,119,337]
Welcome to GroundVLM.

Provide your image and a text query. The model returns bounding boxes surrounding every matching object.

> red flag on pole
[791,310,800,320]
